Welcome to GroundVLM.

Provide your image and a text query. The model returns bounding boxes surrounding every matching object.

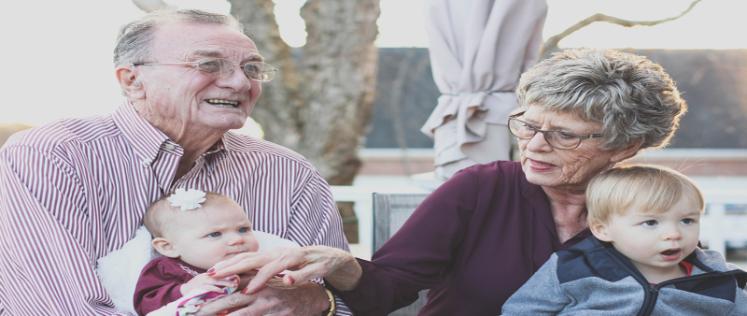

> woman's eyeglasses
[507,112,603,150]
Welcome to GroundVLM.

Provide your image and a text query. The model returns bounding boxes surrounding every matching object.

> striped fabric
[0,104,351,315]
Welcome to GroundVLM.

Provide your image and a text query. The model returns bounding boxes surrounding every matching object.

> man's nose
[216,66,252,92]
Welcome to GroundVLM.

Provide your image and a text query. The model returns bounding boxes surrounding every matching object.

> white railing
[700,188,747,256]
[330,186,375,259]
[333,178,747,260]
[331,182,429,259]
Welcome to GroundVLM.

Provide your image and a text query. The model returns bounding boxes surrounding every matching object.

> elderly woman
[207,49,686,315]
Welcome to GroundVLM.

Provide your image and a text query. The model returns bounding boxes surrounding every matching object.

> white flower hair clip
[168,188,207,211]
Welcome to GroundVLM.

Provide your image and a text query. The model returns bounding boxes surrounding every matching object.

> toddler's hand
[180,272,239,295]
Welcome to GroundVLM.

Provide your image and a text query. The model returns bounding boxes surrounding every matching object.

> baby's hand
[180,273,239,295]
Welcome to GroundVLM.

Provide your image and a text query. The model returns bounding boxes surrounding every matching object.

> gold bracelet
[323,288,336,316]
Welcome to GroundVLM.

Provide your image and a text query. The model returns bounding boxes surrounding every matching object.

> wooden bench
[372,193,429,316]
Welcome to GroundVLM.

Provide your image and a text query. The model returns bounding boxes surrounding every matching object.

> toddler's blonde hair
[586,164,704,226]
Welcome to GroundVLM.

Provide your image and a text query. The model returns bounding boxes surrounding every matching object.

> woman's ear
[590,220,613,242]
[151,237,179,258]
[610,139,644,163]
[115,66,146,99]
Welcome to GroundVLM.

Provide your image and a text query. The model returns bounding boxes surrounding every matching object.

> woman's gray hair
[516,48,687,150]
[113,9,242,67]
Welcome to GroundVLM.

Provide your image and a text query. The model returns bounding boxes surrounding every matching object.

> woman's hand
[180,273,239,295]
[208,245,362,294]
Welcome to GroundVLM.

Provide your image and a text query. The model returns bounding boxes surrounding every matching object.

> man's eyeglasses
[133,58,278,82]
[507,112,604,150]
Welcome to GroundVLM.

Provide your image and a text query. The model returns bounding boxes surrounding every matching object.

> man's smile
[205,98,240,108]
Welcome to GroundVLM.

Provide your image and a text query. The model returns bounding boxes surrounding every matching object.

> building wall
[357,149,747,177]
[365,48,747,149]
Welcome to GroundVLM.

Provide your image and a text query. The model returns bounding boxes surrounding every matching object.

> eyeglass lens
[509,118,580,149]
[196,59,274,81]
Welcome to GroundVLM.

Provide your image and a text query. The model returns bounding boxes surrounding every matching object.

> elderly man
[0,10,349,315]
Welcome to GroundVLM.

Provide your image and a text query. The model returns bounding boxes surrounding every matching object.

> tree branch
[228,0,300,146]
[541,0,702,58]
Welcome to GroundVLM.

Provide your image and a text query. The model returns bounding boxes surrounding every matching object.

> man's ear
[590,220,613,242]
[151,237,179,258]
[115,66,146,99]
[610,139,644,163]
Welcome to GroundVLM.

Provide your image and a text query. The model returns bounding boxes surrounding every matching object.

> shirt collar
[679,260,694,276]
[113,102,170,164]
[202,138,226,174]
[206,138,226,155]
[220,131,243,153]
[113,102,235,166]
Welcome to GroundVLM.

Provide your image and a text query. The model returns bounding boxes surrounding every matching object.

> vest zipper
[599,245,659,316]
[589,239,747,315]
[637,268,746,315]
[634,276,656,316]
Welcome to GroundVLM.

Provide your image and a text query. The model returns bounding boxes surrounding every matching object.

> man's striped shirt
[0,104,350,315]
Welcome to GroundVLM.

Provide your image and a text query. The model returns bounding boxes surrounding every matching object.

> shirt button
[164,143,176,150]
[141,159,152,166]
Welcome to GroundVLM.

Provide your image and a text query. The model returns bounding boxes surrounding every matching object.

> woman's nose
[525,131,552,151]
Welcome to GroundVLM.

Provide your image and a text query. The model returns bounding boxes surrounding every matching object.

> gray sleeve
[501,254,571,315]
[731,286,747,315]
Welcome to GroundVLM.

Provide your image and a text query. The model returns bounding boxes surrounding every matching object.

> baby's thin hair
[143,191,228,237]
[586,164,704,226]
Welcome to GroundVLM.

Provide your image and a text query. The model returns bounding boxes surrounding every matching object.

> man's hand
[194,282,329,316]
[181,273,239,295]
